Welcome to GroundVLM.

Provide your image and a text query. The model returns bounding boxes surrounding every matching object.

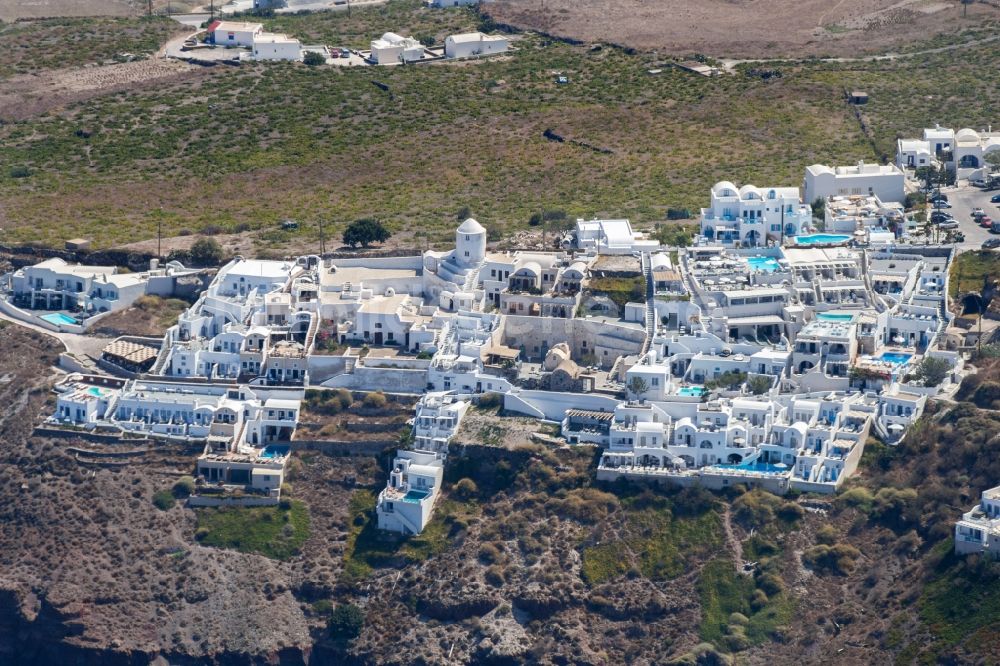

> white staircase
[640,252,655,355]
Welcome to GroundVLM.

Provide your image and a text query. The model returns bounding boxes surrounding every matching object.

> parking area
[937,184,1000,251]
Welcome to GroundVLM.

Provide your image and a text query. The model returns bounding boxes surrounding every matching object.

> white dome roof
[457,218,485,234]
[957,128,980,141]
[713,181,738,195]
[739,184,762,199]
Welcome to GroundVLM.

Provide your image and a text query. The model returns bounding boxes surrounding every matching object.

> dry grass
[485,0,1000,58]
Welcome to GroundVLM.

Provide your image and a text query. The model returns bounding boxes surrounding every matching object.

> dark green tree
[303,51,326,66]
[343,219,391,248]
[189,237,224,266]
[328,603,364,641]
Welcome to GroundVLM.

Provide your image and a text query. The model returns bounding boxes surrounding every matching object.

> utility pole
[147,0,153,16]
[157,211,162,260]
[318,218,326,256]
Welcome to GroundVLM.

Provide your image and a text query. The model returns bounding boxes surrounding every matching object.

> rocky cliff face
[0,327,322,665]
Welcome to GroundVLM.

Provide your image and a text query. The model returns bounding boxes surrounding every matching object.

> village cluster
[4,144,998,554]
[191,18,508,64]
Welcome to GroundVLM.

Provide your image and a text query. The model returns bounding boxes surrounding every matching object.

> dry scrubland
[2,331,1000,663]
[1,3,1000,252]
[0,0,197,22]
[486,0,1000,58]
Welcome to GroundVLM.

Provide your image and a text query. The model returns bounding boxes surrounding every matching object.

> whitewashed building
[896,125,1000,176]
[699,181,812,246]
[370,32,424,65]
[209,20,263,47]
[955,486,1000,558]
[572,218,660,254]
[444,32,508,59]
[803,162,905,207]
[253,33,302,61]
[376,450,445,534]
[8,257,196,319]
[412,391,471,454]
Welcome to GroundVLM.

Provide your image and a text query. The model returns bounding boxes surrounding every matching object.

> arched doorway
[960,154,980,169]
[727,453,743,464]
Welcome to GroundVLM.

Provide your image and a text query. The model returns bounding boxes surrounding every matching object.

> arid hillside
[486,0,1000,57]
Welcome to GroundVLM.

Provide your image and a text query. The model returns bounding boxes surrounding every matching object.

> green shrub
[311,599,333,616]
[189,237,224,266]
[153,490,176,511]
[303,51,325,66]
[172,475,196,498]
[453,477,478,500]
[362,391,387,409]
[815,524,838,546]
[803,543,861,575]
[328,603,364,641]
[476,392,503,411]
[837,486,875,512]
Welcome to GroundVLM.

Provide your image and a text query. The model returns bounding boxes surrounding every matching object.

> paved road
[0,309,112,360]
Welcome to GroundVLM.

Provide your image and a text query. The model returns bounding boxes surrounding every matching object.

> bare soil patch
[485,0,1000,58]
[0,58,201,121]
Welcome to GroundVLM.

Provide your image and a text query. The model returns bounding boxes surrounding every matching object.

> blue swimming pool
[879,352,913,365]
[818,312,855,322]
[87,387,105,397]
[41,312,77,327]
[716,461,788,474]
[402,488,431,503]
[678,386,707,397]
[260,445,290,459]
[795,234,851,245]
[747,257,780,272]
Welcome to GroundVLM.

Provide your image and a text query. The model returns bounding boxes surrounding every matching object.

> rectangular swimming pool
[715,461,788,475]
[41,312,77,327]
[795,234,851,245]
[402,488,431,503]
[818,312,855,322]
[879,352,913,365]
[678,386,707,397]
[746,257,780,273]
[259,445,291,459]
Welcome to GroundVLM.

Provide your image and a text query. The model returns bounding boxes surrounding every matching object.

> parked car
[938,221,960,230]
[972,207,986,218]
[341,49,351,58]
[929,193,949,203]
[932,199,953,209]
[982,238,1000,249]
[931,212,954,223]
[992,221,1000,234]
[971,178,988,188]
[991,194,1000,203]
[980,216,994,228]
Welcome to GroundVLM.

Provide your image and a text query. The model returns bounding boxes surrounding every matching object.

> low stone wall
[287,439,398,457]
[187,495,279,508]
[32,426,149,446]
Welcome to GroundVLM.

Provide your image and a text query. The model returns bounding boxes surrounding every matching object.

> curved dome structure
[806,164,835,176]
[956,128,981,142]
[457,218,486,235]
[713,181,739,196]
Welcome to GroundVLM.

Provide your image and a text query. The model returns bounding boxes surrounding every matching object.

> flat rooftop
[322,265,420,286]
